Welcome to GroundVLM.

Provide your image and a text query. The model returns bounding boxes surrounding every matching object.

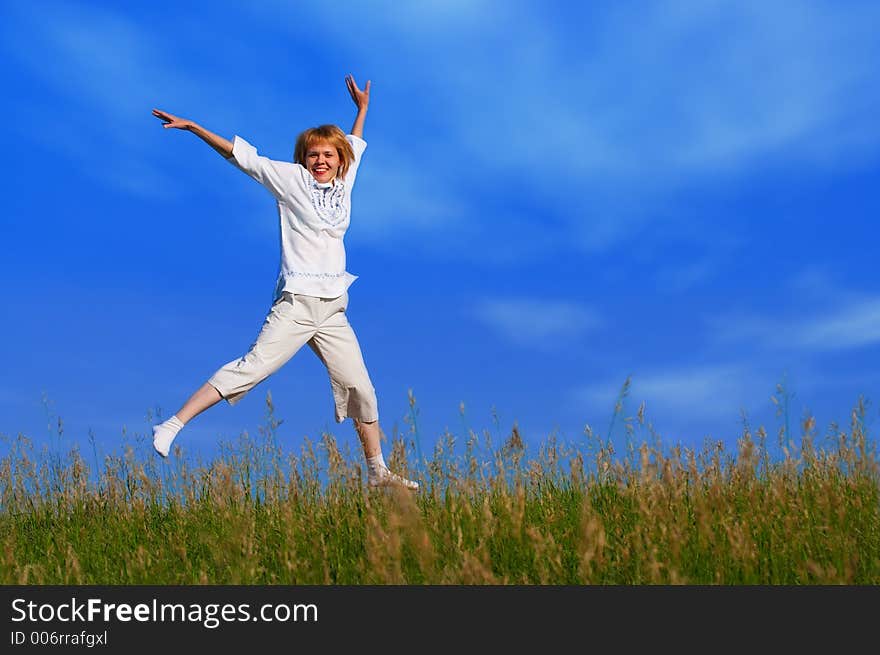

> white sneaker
[368,466,419,491]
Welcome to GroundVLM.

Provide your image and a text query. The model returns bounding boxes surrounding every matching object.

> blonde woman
[150,75,417,490]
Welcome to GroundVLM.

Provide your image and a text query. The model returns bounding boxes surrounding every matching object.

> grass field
[2,394,878,584]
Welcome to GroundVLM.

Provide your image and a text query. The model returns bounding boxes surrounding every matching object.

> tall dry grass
[1,394,878,584]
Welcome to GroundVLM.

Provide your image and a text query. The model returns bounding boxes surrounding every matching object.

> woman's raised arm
[152,108,234,158]
[345,75,370,139]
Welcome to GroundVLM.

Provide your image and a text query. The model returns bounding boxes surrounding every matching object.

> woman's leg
[309,303,418,490]
[152,383,221,457]
[153,295,314,457]
[175,382,223,423]
[353,417,381,458]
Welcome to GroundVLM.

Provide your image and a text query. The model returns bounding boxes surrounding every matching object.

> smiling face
[305,141,340,184]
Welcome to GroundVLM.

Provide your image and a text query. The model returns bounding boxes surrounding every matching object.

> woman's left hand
[346,74,370,110]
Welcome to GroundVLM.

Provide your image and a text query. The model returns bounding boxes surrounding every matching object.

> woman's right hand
[345,75,370,111]
[152,108,192,130]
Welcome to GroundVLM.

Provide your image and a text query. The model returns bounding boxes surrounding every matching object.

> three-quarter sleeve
[226,136,296,200]
[344,134,368,185]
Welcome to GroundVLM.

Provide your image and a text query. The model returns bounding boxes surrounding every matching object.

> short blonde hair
[293,125,355,180]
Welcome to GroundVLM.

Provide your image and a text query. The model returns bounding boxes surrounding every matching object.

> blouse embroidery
[282,270,348,279]
[308,178,347,227]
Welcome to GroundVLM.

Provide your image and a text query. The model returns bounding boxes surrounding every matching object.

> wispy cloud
[472,298,601,347]
[713,296,880,353]
[353,161,469,241]
[4,3,173,197]
[247,1,880,256]
[2,2,275,200]
[9,1,879,252]
[796,300,880,350]
[574,363,757,422]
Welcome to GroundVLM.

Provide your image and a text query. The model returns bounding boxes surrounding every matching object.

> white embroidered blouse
[226,133,367,301]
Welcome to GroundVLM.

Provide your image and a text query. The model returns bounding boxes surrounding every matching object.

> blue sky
[3,0,880,465]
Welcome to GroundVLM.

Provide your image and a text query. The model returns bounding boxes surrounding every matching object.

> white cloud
[3,3,173,197]
[575,364,755,421]
[363,2,879,177]
[2,2,274,200]
[636,365,750,411]
[353,156,469,238]
[10,1,880,249]
[710,295,880,353]
[473,298,601,346]
[262,1,880,253]
[795,299,880,350]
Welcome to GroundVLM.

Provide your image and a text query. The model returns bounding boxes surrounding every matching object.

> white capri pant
[208,291,378,423]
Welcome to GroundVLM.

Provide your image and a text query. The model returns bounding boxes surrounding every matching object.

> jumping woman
[150,74,418,490]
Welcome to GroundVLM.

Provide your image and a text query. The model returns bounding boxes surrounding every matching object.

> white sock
[153,415,185,457]
[366,452,387,477]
